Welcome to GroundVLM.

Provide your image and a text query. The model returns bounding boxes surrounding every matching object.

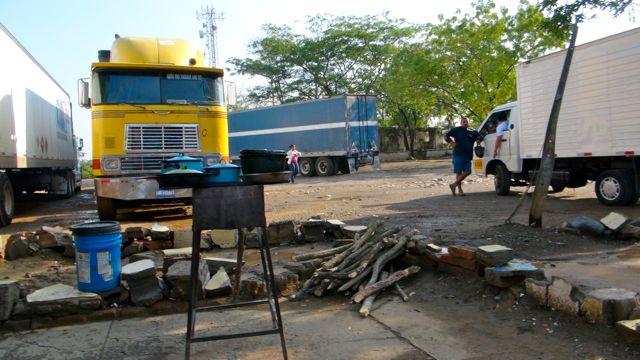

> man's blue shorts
[452,155,471,174]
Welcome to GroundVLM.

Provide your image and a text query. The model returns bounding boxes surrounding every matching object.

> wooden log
[292,243,353,262]
[314,271,351,280]
[290,274,319,300]
[395,282,409,302]
[352,265,420,304]
[233,228,247,301]
[334,226,399,272]
[314,279,331,297]
[359,270,389,317]
[352,220,383,251]
[337,264,373,292]
[347,241,387,278]
[363,230,411,289]
[321,223,383,270]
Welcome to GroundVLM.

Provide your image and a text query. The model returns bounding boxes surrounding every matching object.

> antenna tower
[197,5,224,67]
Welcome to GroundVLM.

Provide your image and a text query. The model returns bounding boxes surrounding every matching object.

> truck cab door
[474,109,512,174]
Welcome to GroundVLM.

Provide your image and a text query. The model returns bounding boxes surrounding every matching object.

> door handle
[501,139,507,142]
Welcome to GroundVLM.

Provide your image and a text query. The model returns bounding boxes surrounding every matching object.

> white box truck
[474,27,640,206]
[0,23,81,226]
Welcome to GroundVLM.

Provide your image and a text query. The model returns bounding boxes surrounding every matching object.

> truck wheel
[494,164,511,195]
[0,173,15,226]
[315,157,337,176]
[97,196,117,220]
[299,158,316,177]
[595,170,636,206]
[64,171,76,198]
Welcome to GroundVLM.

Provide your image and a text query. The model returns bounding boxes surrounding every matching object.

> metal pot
[161,153,204,174]
[238,149,287,174]
[204,163,241,184]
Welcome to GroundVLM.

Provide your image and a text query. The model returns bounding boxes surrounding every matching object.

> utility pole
[528,20,579,227]
[196,5,224,67]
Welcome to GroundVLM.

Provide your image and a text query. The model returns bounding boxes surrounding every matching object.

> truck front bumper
[94,177,192,201]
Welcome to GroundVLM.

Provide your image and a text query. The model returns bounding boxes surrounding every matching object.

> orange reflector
[624,151,635,155]
[100,179,110,183]
[584,152,592,157]
[221,155,230,164]
[92,159,101,170]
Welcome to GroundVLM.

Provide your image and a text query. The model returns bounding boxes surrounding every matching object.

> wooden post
[529,20,579,227]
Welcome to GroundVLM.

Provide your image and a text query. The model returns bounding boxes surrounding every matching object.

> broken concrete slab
[209,229,238,249]
[25,284,101,315]
[0,280,19,321]
[202,257,242,275]
[244,227,264,249]
[525,278,550,306]
[547,277,584,316]
[37,226,72,249]
[600,212,629,232]
[121,259,157,281]
[476,245,514,267]
[165,260,210,300]
[150,223,172,241]
[3,234,32,260]
[130,250,164,271]
[128,277,163,307]
[616,319,640,345]
[484,259,544,288]
[125,226,151,241]
[619,218,640,239]
[205,267,232,297]
[267,220,295,246]
[581,288,638,325]
[121,241,144,258]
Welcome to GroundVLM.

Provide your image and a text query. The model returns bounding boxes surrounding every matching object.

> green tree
[390,1,569,127]
[540,0,636,30]
[228,14,418,106]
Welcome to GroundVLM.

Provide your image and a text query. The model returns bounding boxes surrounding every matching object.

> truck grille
[119,155,205,172]
[126,124,200,151]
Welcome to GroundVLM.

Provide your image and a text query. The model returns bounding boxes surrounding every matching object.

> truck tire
[97,196,118,220]
[494,164,510,196]
[315,157,337,176]
[0,173,15,226]
[595,170,636,206]
[64,171,76,198]
[299,158,316,177]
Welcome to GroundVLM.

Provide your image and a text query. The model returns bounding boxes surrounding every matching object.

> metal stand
[185,185,288,359]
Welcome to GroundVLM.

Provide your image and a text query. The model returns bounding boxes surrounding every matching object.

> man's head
[460,117,469,128]
[289,144,295,150]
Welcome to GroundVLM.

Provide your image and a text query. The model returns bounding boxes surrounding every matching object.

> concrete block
[616,319,640,345]
[484,259,544,288]
[0,280,19,321]
[580,288,638,325]
[37,226,72,249]
[476,245,514,266]
[302,220,326,242]
[437,261,478,277]
[150,223,172,241]
[204,267,232,297]
[121,241,144,258]
[25,284,101,315]
[547,277,582,316]
[121,259,157,280]
[447,245,476,260]
[619,219,640,239]
[128,277,163,307]
[130,250,165,271]
[172,230,209,249]
[525,278,550,306]
[202,257,242,275]
[600,212,629,232]
[166,260,210,300]
[267,220,295,246]
[3,234,31,260]
[210,229,238,249]
[244,227,264,249]
[124,226,150,241]
[341,225,367,239]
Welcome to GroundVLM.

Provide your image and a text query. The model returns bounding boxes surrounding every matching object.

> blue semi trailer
[228,95,379,176]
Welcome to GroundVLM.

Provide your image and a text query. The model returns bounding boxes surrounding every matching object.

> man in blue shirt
[445,117,482,196]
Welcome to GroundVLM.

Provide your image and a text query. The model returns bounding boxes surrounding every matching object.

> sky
[0,0,637,158]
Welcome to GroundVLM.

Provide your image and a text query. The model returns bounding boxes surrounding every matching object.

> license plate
[156,189,176,198]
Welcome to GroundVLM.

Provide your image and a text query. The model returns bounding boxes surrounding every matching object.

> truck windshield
[92,70,225,106]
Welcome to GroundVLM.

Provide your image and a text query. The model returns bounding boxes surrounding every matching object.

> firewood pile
[290,221,421,317]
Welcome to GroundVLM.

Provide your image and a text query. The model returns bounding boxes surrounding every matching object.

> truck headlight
[205,156,220,166]
[102,158,120,171]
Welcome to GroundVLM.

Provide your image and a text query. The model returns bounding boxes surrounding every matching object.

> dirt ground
[2,159,640,359]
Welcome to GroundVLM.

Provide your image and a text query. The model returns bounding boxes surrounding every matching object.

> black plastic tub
[239,149,287,174]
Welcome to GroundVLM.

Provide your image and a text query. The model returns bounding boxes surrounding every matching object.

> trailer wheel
[299,158,316,177]
[64,171,76,198]
[494,164,511,196]
[595,170,636,206]
[97,196,117,220]
[315,157,336,176]
[0,173,15,226]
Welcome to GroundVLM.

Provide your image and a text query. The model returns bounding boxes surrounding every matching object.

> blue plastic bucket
[70,221,122,292]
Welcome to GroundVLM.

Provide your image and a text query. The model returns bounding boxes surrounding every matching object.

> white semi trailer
[0,23,80,226]
[474,27,640,206]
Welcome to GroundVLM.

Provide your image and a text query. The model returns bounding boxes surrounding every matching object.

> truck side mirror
[226,82,237,106]
[78,78,90,108]
[78,138,84,151]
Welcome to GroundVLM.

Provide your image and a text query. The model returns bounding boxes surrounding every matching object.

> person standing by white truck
[473,27,640,206]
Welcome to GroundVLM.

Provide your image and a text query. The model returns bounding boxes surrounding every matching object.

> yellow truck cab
[79,36,230,220]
